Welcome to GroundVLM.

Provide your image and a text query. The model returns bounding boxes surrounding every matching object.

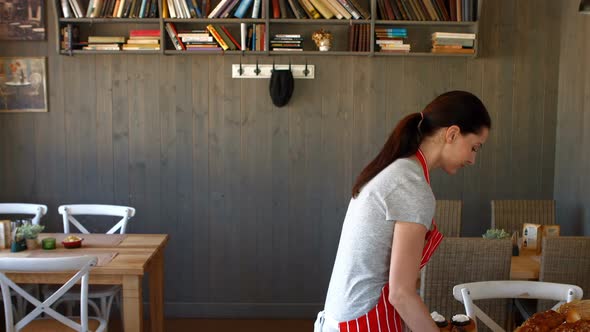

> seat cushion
[21,317,103,332]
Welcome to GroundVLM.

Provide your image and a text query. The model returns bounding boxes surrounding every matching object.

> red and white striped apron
[317,150,444,332]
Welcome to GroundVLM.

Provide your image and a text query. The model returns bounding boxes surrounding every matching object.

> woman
[315,91,491,332]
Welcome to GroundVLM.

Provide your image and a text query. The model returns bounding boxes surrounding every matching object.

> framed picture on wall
[0,57,48,113]
[0,0,46,40]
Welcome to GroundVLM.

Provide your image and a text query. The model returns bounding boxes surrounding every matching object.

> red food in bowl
[62,239,83,249]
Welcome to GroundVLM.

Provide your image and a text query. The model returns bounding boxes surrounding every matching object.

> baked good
[552,319,590,332]
[431,311,451,331]
[450,314,476,332]
[515,310,565,332]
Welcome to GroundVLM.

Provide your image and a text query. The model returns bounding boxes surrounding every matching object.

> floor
[108,319,314,332]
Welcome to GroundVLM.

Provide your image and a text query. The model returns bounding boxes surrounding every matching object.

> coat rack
[232,62,315,79]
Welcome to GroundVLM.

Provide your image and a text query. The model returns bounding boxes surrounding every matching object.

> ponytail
[352,112,423,197]
[351,90,490,198]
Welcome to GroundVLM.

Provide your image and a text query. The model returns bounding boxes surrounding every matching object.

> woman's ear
[445,125,461,143]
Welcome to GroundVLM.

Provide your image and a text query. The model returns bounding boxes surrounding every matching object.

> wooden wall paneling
[583,6,590,235]
[554,1,581,234]
[511,0,547,198]
[111,56,131,208]
[94,56,115,205]
[80,56,99,203]
[222,55,243,302]
[173,55,195,301]
[236,55,265,303]
[294,57,324,303]
[480,0,516,200]
[318,55,354,303]
[158,54,180,300]
[382,59,405,135]
[208,55,242,302]
[63,56,85,203]
[190,55,211,302]
[539,0,561,197]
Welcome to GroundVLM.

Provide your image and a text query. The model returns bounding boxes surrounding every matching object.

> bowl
[62,238,83,249]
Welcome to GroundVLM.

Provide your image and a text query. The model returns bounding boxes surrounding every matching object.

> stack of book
[123,29,160,50]
[83,36,125,51]
[375,27,410,53]
[178,29,220,51]
[431,32,475,54]
[271,34,303,52]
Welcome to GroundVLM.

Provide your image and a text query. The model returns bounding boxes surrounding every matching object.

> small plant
[482,228,511,240]
[18,223,45,240]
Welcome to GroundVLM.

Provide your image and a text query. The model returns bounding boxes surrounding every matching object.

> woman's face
[441,127,489,174]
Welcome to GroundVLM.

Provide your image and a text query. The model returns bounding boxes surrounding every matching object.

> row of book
[164,0,210,18]
[375,27,410,53]
[60,0,159,18]
[431,31,475,54]
[271,0,369,19]
[377,0,477,21]
[349,24,370,52]
[165,22,266,51]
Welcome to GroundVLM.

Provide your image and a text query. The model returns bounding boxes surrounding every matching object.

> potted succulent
[482,228,511,239]
[18,223,45,250]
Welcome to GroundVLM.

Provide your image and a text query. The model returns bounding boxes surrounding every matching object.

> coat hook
[272,60,276,72]
[289,59,292,71]
[303,60,310,77]
[238,57,243,76]
[255,60,261,76]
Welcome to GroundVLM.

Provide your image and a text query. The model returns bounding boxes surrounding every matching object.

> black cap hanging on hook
[269,60,294,108]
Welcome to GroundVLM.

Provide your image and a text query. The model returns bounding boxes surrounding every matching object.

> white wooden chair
[45,204,135,325]
[453,281,583,332]
[0,256,106,332]
[0,203,47,225]
[0,203,48,318]
[59,204,135,235]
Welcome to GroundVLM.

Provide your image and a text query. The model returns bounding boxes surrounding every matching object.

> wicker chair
[537,237,590,311]
[490,200,555,235]
[435,200,462,237]
[420,238,512,332]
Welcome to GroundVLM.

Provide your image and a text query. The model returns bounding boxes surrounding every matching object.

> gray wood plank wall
[0,0,564,318]
[554,0,590,236]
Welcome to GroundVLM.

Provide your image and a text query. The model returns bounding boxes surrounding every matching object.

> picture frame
[0,57,48,113]
[0,0,46,40]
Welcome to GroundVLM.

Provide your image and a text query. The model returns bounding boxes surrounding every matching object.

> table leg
[149,251,165,332]
[122,275,143,332]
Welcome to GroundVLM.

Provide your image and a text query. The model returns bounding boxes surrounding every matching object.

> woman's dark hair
[352,90,491,197]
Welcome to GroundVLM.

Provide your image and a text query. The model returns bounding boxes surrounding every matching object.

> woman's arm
[388,221,439,332]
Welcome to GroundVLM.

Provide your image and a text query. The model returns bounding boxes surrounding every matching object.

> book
[347,0,370,18]
[431,47,474,54]
[220,25,242,50]
[432,32,475,39]
[88,36,126,43]
[309,0,334,19]
[206,24,230,50]
[61,0,73,18]
[298,0,321,18]
[166,22,186,50]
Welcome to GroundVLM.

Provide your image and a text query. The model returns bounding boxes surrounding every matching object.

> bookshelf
[53,0,481,57]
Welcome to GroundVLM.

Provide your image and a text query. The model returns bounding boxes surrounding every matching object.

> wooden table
[0,233,169,332]
[510,251,541,280]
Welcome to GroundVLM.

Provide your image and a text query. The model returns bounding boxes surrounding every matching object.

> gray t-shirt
[323,157,435,325]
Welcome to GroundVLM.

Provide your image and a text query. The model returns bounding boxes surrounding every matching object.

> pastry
[450,314,476,332]
[431,311,451,331]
